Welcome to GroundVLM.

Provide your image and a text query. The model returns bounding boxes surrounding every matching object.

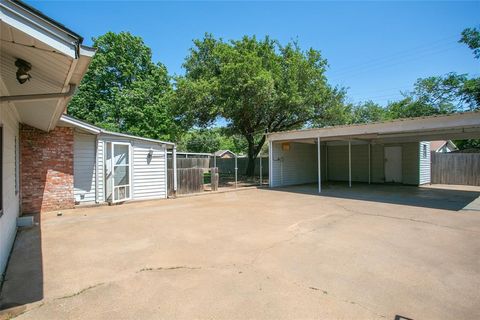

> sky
[28,0,479,106]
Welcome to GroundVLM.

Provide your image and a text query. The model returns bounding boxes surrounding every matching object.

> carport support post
[368,143,371,184]
[268,141,273,187]
[348,140,352,188]
[173,146,178,195]
[259,153,262,186]
[317,137,322,193]
[235,154,238,189]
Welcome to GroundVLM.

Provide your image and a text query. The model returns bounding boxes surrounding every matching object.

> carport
[267,112,480,192]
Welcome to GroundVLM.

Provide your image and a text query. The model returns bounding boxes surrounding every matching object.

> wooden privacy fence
[167,158,210,169]
[167,168,204,196]
[431,152,480,186]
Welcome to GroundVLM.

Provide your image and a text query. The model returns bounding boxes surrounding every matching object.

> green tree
[385,72,479,119]
[174,34,343,175]
[178,128,248,155]
[351,101,386,124]
[69,32,181,141]
[460,26,480,59]
[179,129,221,153]
[454,139,480,150]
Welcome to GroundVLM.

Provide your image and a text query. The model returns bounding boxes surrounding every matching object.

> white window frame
[111,142,132,203]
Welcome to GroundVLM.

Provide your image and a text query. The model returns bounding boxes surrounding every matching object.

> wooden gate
[431,152,480,186]
[167,168,204,196]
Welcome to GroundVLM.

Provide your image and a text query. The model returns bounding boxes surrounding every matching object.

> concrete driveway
[1,184,480,320]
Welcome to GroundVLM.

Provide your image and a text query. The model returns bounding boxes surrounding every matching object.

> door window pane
[114,144,129,165]
[114,166,129,186]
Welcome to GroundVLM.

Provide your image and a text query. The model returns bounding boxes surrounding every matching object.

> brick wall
[20,124,75,213]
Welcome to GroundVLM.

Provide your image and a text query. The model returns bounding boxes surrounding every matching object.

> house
[267,112,480,191]
[430,140,458,153]
[214,150,236,159]
[0,0,95,277]
[54,115,175,205]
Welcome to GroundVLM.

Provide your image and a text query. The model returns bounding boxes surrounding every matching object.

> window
[422,144,427,159]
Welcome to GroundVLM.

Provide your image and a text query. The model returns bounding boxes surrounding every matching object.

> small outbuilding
[430,140,458,153]
[59,115,176,204]
[267,112,480,191]
[214,150,236,159]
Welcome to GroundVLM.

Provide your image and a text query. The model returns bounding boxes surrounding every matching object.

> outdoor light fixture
[147,148,154,160]
[15,58,32,84]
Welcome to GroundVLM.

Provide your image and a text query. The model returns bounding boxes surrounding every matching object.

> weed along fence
[431,152,480,186]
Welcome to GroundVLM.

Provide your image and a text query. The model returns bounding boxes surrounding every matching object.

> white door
[384,146,402,183]
[111,142,131,202]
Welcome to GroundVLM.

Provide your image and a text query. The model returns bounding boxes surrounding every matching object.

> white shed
[59,115,176,204]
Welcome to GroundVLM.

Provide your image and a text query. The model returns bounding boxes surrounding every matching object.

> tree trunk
[245,134,266,177]
[245,138,256,177]
[246,155,256,177]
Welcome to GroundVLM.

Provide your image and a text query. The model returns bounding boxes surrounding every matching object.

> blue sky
[29,1,479,106]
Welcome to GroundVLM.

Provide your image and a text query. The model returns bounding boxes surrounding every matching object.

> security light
[15,59,32,84]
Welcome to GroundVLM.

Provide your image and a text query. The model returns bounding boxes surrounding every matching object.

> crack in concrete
[56,283,105,300]
[334,203,480,234]
[305,283,386,319]
[137,266,201,273]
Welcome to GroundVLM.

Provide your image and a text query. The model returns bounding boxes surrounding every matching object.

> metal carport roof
[267,111,480,144]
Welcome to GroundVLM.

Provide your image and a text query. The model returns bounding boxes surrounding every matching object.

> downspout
[173,145,177,196]
[94,134,99,203]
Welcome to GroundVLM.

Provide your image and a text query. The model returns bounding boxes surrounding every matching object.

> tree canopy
[460,26,480,59]
[174,34,344,175]
[68,27,479,158]
[68,32,181,141]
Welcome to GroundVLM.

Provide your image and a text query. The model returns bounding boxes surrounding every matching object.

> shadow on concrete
[0,214,43,311]
[270,182,480,211]
[394,315,414,320]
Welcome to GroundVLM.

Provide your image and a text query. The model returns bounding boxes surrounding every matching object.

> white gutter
[0,84,77,103]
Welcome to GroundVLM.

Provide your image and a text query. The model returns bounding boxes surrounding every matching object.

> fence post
[235,154,238,189]
[259,153,262,186]
[173,146,177,196]
[211,167,219,191]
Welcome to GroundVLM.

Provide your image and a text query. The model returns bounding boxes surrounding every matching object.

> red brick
[20,124,75,214]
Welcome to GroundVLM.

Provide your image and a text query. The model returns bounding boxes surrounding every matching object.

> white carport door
[384,146,402,183]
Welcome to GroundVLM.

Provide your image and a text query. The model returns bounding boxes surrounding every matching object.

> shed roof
[214,150,236,157]
[58,114,175,147]
[430,140,458,152]
[267,111,480,144]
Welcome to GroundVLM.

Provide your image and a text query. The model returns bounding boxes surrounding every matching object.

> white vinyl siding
[419,141,431,185]
[269,140,425,187]
[0,104,20,277]
[271,142,318,187]
[71,133,168,204]
[74,133,96,203]
[132,143,167,200]
[371,144,385,183]
[326,143,369,182]
[400,142,420,185]
[97,140,104,202]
